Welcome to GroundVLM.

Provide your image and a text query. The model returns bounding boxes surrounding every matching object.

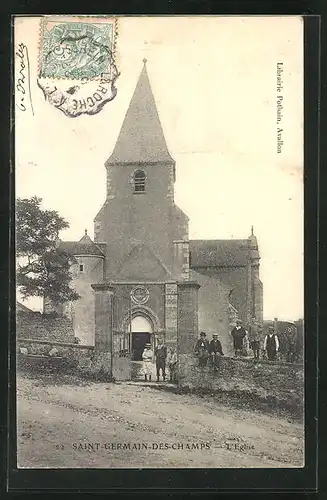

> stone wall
[177,282,200,356]
[191,270,233,356]
[67,255,104,345]
[254,276,263,323]
[94,163,183,280]
[214,267,249,322]
[177,355,304,413]
[17,339,131,381]
[165,282,178,347]
[17,311,75,343]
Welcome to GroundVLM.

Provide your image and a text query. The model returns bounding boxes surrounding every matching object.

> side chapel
[53,61,263,358]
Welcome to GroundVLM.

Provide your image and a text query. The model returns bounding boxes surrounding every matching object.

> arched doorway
[130,315,153,361]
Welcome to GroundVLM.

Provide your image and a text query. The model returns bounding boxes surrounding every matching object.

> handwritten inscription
[15,42,34,115]
[16,43,27,111]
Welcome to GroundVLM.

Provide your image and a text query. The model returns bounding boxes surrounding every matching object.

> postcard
[14,15,304,469]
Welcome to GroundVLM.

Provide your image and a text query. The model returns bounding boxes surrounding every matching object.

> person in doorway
[231,320,247,357]
[142,343,154,381]
[194,331,210,367]
[155,339,167,382]
[249,317,261,359]
[167,347,178,383]
[264,326,279,361]
[209,334,224,370]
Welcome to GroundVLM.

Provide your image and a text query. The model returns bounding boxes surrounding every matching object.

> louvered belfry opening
[134,169,146,192]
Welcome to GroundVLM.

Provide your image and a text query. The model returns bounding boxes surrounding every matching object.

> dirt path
[17,375,304,468]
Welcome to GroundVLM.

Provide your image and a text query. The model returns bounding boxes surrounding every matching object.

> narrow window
[79,264,84,272]
[133,169,146,192]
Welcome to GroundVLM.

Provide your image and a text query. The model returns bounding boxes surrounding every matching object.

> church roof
[106,60,174,165]
[189,239,251,267]
[58,231,105,257]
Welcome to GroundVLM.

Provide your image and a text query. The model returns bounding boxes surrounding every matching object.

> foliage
[16,196,80,305]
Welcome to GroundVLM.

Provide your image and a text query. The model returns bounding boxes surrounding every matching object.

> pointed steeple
[106,61,174,165]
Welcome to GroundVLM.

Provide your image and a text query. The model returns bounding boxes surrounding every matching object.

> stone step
[125,380,176,389]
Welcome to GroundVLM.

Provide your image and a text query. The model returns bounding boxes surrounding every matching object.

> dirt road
[17,374,304,468]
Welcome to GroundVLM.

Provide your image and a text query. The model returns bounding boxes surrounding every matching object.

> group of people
[231,319,279,361]
[140,318,286,382]
[141,339,177,382]
[194,319,281,367]
[194,332,224,369]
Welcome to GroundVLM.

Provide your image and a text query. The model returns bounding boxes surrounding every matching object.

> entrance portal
[132,332,151,361]
[130,315,153,361]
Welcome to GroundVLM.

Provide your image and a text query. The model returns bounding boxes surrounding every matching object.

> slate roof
[58,234,105,258]
[189,239,250,268]
[106,62,174,165]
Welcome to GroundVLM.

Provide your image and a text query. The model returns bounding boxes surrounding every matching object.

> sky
[15,16,304,320]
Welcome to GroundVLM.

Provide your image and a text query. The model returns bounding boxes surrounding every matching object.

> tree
[16,196,80,305]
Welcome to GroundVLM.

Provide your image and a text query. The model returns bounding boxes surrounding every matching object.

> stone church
[54,61,263,359]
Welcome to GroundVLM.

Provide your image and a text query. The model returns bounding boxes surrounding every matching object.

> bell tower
[94,60,189,281]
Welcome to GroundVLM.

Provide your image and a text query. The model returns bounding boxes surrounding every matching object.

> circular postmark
[37,71,119,117]
[130,286,150,305]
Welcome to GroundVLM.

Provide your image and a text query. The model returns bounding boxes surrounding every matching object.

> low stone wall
[17,311,75,343]
[177,354,304,414]
[17,339,131,381]
[86,352,131,381]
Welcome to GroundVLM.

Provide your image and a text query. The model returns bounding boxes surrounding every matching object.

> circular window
[130,285,150,305]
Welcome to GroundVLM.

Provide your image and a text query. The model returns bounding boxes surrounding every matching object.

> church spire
[106,61,174,165]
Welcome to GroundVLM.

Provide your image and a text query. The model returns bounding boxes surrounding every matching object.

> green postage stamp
[39,19,115,80]
[37,16,119,117]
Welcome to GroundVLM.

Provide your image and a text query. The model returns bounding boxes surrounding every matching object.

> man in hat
[231,320,247,357]
[194,331,210,367]
[263,326,279,361]
[249,317,262,359]
[209,334,224,370]
[142,343,154,381]
[154,338,167,382]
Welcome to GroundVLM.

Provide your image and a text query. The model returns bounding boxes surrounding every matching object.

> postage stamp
[39,17,115,80]
[37,16,119,117]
